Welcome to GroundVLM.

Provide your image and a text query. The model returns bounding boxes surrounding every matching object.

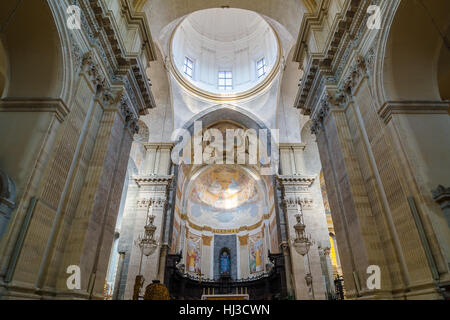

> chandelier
[292,203,312,256]
[135,201,158,258]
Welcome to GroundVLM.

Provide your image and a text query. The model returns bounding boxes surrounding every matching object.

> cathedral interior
[0,0,449,301]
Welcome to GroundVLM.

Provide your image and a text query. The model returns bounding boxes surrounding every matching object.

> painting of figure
[219,250,231,275]
[186,234,201,274]
[249,234,264,274]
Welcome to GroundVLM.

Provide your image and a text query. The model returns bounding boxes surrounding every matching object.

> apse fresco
[187,165,262,230]
[249,233,264,274]
[186,233,201,274]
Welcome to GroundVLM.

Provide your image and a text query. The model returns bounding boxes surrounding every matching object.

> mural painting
[186,232,201,274]
[187,165,262,230]
[249,233,264,274]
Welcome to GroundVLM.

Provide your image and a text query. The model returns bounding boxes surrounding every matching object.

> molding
[0,98,70,123]
[120,0,157,61]
[276,175,316,186]
[134,175,174,187]
[144,142,175,150]
[278,143,307,150]
[294,0,370,112]
[379,101,450,124]
[293,0,330,63]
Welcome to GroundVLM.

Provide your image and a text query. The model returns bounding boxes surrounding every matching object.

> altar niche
[219,248,231,276]
[213,235,237,279]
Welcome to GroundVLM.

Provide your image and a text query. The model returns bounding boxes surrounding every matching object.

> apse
[170,8,280,96]
[186,165,263,231]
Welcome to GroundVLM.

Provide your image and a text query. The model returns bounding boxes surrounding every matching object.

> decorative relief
[81,51,106,89]
[282,197,314,210]
[295,0,372,116]
[136,197,168,209]
[310,54,369,135]
[76,0,156,117]
[119,95,139,134]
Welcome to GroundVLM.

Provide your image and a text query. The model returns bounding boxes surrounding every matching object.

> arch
[0,1,69,99]
[142,0,311,45]
[0,39,7,98]
[175,104,279,181]
[379,0,450,101]
[181,104,272,138]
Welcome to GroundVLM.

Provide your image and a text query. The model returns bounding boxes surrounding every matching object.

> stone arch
[143,0,313,44]
[175,105,279,174]
[0,1,68,99]
[0,39,7,98]
[379,0,450,101]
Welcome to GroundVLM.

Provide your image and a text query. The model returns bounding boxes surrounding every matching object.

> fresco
[186,232,201,274]
[187,165,262,229]
[249,233,264,274]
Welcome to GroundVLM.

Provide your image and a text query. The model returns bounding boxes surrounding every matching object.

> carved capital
[202,235,213,246]
[238,234,249,246]
[120,96,139,134]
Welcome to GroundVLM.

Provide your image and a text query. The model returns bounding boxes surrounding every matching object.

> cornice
[293,0,330,63]
[294,0,369,112]
[78,0,156,114]
[276,174,316,186]
[278,143,307,150]
[120,0,157,61]
[134,175,174,186]
[0,98,70,123]
[379,101,450,124]
[144,142,175,150]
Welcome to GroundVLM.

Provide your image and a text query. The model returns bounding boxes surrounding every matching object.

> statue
[220,251,230,275]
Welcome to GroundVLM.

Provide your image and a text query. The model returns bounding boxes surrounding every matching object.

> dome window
[218,71,233,91]
[183,56,194,78]
[257,58,267,78]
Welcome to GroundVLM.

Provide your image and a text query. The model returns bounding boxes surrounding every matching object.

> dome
[170,8,280,98]
[187,165,263,231]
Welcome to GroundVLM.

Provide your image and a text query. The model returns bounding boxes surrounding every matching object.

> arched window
[219,248,231,276]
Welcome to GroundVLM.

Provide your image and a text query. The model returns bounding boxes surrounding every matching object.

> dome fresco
[187,165,262,230]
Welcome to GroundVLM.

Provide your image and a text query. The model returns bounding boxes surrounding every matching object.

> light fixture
[293,203,311,256]
[135,200,159,276]
[292,202,315,299]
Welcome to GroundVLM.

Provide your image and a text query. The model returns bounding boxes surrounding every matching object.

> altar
[202,294,249,300]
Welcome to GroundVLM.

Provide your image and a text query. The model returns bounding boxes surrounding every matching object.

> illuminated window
[218,71,233,91]
[183,57,194,78]
[257,58,266,78]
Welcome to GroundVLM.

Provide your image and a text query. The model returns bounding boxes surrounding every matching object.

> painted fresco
[187,165,262,229]
[186,232,201,274]
[171,219,180,254]
[249,233,264,274]
[269,216,279,253]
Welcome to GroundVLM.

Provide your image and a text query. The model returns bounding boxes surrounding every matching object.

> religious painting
[171,219,180,254]
[269,217,279,253]
[186,233,201,274]
[249,233,264,274]
[187,165,262,230]
[219,249,231,275]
